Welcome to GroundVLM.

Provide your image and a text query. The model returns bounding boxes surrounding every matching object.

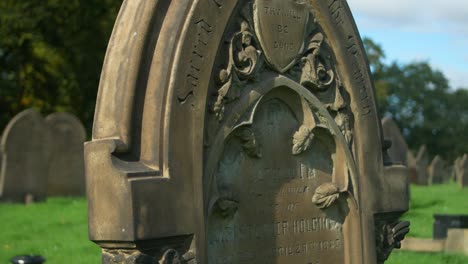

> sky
[347,0,468,89]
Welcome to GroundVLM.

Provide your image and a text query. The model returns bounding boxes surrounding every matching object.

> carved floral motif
[292,125,315,155]
[213,21,263,121]
[376,220,410,263]
[235,126,262,158]
[312,182,340,209]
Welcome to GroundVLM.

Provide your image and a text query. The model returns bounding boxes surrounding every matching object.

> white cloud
[347,0,468,89]
[445,68,468,89]
[347,0,468,34]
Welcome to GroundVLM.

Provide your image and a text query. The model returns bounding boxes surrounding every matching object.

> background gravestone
[456,154,468,187]
[85,0,409,263]
[454,156,462,182]
[407,150,418,184]
[0,109,51,203]
[381,117,408,166]
[428,156,446,185]
[415,145,429,185]
[46,112,86,196]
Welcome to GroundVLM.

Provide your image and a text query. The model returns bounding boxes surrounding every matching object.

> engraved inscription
[208,98,345,264]
[179,19,212,104]
[346,36,372,115]
[254,0,309,72]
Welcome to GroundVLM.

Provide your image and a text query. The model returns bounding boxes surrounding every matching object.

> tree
[363,37,389,113]
[0,0,121,134]
[363,38,468,160]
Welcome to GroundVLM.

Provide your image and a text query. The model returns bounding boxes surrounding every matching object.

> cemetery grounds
[1,183,468,263]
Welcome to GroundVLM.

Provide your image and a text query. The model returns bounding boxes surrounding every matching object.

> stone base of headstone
[102,247,196,264]
[399,237,445,252]
[445,229,468,254]
[433,214,468,240]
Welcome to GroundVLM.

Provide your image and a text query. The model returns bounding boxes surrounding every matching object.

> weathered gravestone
[0,109,51,202]
[381,117,408,166]
[415,145,429,185]
[456,155,468,187]
[428,156,447,185]
[46,113,86,196]
[407,150,418,184]
[85,0,409,263]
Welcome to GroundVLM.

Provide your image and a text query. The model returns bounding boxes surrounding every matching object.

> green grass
[404,182,468,239]
[386,182,468,264]
[0,197,100,263]
[1,183,468,263]
[387,250,468,264]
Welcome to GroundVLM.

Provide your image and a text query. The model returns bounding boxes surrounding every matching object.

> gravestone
[428,156,446,185]
[381,117,408,166]
[407,150,418,184]
[85,0,409,263]
[46,113,86,196]
[456,154,468,187]
[433,214,468,240]
[415,145,429,185]
[0,109,51,202]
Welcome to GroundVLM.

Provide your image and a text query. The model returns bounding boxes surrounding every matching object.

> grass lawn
[0,197,100,263]
[1,183,468,263]
[387,182,468,264]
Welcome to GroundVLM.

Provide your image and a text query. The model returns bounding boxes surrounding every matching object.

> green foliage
[0,0,121,133]
[363,38,468,160]
[0,198,100,263]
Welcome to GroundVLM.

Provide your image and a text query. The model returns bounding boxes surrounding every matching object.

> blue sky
[347,0,468,89]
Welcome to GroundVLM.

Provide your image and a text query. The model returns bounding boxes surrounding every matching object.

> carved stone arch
[86,0,409,263]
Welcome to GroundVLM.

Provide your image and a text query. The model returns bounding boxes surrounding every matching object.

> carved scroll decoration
[213,21,263,121]
[207,4,356,213]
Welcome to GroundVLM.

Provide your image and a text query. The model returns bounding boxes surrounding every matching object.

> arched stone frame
[85,0,409,263]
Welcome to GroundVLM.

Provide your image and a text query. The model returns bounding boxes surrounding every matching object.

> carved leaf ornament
[292,125,315,155]
[312,182,340,209]
[207,1,361,214]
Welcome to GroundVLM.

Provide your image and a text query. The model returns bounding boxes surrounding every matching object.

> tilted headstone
[85,1,409,263]
[381,117,408,166]
[428,156,446,185]
[454,156,462,182]
[415,145,429,185]
[407,150,418,184]
[0,109,51,202]
[46,113,86,196]
[457,154,468,187]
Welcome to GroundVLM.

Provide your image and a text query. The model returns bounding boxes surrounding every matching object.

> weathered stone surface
[428,156,447,185]
[415,145,429,185]
[455,154,468,187]
[85,0,409,263]
[400,237,445,253]
[46,112,86,196]
[462,155,468,187]
[433,214,468,240]
[0,109,51,202]
[381,117,408,166]
[407,150,418,184]
[445,228,468,255]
